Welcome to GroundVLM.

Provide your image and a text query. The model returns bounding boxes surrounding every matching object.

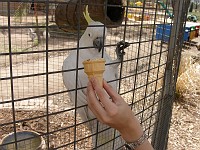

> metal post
[151,0,189,149]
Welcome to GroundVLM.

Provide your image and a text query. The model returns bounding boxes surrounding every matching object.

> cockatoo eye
[88,33,92,37]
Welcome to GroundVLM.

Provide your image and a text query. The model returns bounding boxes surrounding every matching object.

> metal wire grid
[152,1,191,149]
[0,0,186,149]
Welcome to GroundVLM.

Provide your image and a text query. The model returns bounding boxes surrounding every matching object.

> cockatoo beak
[93,37,104,52]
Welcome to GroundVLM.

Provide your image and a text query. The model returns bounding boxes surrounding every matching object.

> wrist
[124,132,147,150]
[119,117,144,143]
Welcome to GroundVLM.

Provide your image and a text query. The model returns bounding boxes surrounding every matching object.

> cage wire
[0,0,188,149]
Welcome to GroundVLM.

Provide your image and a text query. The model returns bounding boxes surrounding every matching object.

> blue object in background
[156,24,190,42]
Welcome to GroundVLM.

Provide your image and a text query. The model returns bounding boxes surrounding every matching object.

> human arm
[86,77,154,150]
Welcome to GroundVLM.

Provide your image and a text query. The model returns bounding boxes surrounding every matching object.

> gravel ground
[168,37,200,150]
[168,94,200,150]
[0,13,199,149]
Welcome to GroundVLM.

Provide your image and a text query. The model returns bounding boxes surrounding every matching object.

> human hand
[86,77,144,143]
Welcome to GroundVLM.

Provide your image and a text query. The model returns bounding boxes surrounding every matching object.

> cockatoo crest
[83,5,94,24]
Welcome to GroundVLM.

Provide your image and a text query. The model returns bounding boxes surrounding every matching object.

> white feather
[28,28,37,41]
[62,21,123,149]
[42,30,50,39]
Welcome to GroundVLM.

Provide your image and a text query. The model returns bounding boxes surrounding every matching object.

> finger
[87,81,106,117]
[103,80,122,103]
[88,104,103,122]
[90,77,115,109]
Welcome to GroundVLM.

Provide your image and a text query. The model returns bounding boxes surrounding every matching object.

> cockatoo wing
[62,51,122,149]
[62,53,95,127]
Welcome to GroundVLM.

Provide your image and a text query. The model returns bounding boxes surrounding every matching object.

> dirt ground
[168,94,200,150]
[167,37,200,150]
[0,20,165,149]
[0,14,200,149]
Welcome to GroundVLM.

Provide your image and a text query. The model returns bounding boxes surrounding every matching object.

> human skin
[86,77,154,150]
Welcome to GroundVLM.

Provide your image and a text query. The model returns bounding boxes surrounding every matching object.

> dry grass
[168,37,200,150]
[176,51,200,95]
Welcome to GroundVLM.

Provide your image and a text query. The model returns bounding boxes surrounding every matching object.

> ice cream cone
[82,58,106,87]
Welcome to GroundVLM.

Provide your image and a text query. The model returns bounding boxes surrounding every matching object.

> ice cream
[82,58,105,87]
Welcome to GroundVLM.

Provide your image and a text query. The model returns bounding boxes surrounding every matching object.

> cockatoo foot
[115,40,130,61]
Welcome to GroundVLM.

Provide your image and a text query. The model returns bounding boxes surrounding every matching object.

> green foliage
[14,2,29,23]
[33,39,39,46]
[129,2,134,7]
[188,12,200,21]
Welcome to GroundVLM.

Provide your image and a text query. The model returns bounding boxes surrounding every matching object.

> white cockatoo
[28,28,37,41]
[62,6,130,150]
[28,28,50,41]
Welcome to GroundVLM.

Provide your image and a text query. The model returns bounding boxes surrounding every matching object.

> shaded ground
[168,95,200,150]
[0,109,92,150]
[168,36,200,150]
[0,20,166,149]
[1,13,199,149]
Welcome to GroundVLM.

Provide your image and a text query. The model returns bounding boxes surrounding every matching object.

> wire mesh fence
[0,0,189,149]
